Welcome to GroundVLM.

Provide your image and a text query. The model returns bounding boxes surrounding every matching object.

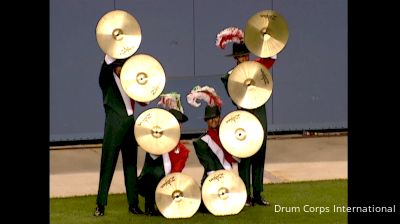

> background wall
[50,0,347,142]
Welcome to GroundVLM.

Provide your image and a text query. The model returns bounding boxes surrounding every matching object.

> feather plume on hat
[186,85,223,108]
[215,27,244,49]
[157,92,184,113]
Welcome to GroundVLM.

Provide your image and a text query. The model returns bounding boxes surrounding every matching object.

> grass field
[50,179,347,224]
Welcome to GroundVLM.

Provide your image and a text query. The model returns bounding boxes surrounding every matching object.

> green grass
[50,179,347,224]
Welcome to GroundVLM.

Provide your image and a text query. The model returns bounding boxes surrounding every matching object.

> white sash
[201,135,232,171]
[162,153,172,175]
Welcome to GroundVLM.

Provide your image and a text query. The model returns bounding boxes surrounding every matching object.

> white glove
[104,54,116,65]
[207,170,215,175]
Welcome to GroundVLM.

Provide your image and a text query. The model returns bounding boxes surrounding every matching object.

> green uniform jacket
[137,153,165,204]
[193,135,225,185]
[96,60,140,207]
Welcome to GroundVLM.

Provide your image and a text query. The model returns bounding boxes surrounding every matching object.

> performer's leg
[239,157,252,206]
[238,158,251,195]
[252,139,266,195]
[252,138,269,206]
[96,132,121,206]
[121,125,141,210]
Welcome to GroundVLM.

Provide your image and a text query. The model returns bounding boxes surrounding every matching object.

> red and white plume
[157,92,184,113]
[215,26,244,49]
[186,85,223,108]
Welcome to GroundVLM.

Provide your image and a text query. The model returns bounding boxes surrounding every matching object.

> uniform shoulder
[193,133,208,146]
[193,133,207,142]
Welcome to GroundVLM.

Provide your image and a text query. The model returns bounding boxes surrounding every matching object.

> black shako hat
[225,42,250,57]
[169,109,188,123]
[204,105,221,121]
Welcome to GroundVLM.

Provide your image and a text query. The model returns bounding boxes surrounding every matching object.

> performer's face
[207,116,220,130]
[235,54,250,64]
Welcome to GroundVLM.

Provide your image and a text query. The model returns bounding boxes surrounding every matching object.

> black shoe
[253,196,270,206]
[245,196,253,207]
[145,200,160,216]
[129,206,144,215]
[94,205,105,216]
[146,208,161,216]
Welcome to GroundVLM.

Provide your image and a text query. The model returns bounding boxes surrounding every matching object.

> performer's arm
[99,55,115,90]
[193,141,215,174]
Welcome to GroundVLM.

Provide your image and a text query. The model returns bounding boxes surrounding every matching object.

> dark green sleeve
[221,73,229,93]
[193,139,224,172]
[221,73,238,107]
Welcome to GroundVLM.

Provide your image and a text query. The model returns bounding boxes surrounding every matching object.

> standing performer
[217,27,277,206]
[137,92,190,216]
[94,54,148,216]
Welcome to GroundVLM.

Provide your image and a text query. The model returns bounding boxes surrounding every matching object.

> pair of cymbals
[244,10,289,58]
[96,10,141,59]
[156,173,201,218]
[219,110,264,158]
[96,10,165,102]
[228,61,273,110]
[202,170,247,216]
[134,108,180,155]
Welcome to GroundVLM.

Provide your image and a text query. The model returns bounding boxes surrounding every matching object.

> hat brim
[204,115,218,121]
[178,114,189,123]
[168,109,188,123]
[225,52,250,57]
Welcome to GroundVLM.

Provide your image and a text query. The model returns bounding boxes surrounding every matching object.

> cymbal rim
[134,108,180,155]
[227,61,273,109]
[156,173,201,218]
[95,10,142,59]
[201,170,247,216]
[244,10,289,58]
[219,110,264,158]
[120,54,166,102]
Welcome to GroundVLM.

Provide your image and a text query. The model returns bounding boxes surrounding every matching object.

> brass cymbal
[228,61,273,109]
[244,10,289,58]
[219,110,264,158]
[95,10,141,59]
[120,54,166,102]
[155,173,201,219]
[201,170,247,216]
[134,108,180,155]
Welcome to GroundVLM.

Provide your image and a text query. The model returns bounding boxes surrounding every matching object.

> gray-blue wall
[50,0,347,142]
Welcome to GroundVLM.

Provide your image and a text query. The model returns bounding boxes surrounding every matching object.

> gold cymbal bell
[219,110,264,158]
[155,173,201,219]
[228,61,273,109]
[120,54,166,102]
[244,10,289,58]
[134,108,180,155]
[95,10,141,59]
[201,170,247,216]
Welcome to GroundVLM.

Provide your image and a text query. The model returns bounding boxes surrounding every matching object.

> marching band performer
[137,92,191,216]
[217,27,277,207]
[94,54,148,217]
